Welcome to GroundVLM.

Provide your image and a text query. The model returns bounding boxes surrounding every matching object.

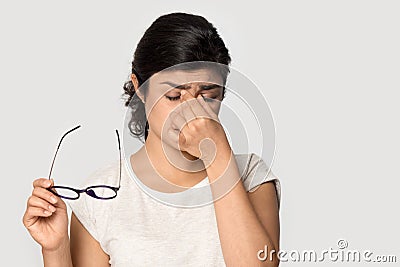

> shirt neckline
[125,160,210,196]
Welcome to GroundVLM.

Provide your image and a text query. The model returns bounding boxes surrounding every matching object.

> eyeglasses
[46,125,122,200]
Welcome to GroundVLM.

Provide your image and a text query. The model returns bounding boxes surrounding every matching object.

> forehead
[150,68,224,86]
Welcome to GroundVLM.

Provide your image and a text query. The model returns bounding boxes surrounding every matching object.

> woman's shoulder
[234,153,281,203]
[79,160,121,187]
[233,152,274,178]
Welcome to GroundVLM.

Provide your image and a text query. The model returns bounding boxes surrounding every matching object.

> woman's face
[143,68,224,149]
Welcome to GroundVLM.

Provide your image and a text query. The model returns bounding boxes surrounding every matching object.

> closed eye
[165,95,218,102]
[165,95,180,101]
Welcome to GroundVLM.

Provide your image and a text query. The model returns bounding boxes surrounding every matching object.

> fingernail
[44,210,52,215]
[45,180,52,187]
[50,196,57,204]
[181,90,186,95]
[48,205,56,212]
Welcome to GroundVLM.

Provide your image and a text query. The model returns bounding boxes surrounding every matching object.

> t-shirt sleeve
[239,153,281,209]
[66,173,100,241]
[66,161,119,242]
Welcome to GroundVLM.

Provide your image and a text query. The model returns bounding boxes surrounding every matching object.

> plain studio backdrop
[1,1,399,266]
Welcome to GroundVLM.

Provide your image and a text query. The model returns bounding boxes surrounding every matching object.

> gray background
[1,0,399,266]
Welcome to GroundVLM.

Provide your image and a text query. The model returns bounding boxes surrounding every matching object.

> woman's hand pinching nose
[174,88,231,163]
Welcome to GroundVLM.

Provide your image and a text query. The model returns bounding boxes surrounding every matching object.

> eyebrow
[160,81,222,90]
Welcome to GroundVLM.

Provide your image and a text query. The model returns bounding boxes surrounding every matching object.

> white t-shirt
[67,153,281,266]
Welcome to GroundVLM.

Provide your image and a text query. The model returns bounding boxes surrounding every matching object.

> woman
[22,12,281,266]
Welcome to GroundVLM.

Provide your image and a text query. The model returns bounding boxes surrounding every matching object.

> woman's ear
[131,73,145,103]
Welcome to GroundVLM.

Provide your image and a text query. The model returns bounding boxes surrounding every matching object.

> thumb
[179,131,187,149]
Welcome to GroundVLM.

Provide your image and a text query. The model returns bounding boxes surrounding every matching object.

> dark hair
[121,12,232,142]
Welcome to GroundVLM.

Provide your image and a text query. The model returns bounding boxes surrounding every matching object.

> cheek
[147,100,175,131]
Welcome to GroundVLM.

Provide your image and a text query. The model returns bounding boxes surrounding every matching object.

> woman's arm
[69,212,110,267]
[207,144,280,267]
[175,91,280,266]
[42,238,73,267]
[248,182,280,253]
[41,212,110,267]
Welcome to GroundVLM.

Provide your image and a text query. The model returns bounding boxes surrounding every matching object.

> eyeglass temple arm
[116,129,122,188]
[48,125,81,180]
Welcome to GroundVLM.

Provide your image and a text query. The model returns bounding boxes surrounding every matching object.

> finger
[27,195,57,213]
[33,178,53,189]
[198,94,219,120]
[180,90,209,119]
[165,126,180,145]
[168,110,187,132]
[167,111,190,146]
[165,126,188,151]
[32,187,58,205]
[24,206,53,225]
[179,93,196,125]
[178,131,188,149]
[164,111,186,149]
[47,185,59,195]
[172,111,191,141]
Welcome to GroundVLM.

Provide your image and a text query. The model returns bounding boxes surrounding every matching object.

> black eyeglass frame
[46,125,122,200]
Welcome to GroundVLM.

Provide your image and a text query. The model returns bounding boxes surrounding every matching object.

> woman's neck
[131,131,208,191]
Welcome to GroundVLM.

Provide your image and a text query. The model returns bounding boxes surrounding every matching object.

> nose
[183,86,203,99]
